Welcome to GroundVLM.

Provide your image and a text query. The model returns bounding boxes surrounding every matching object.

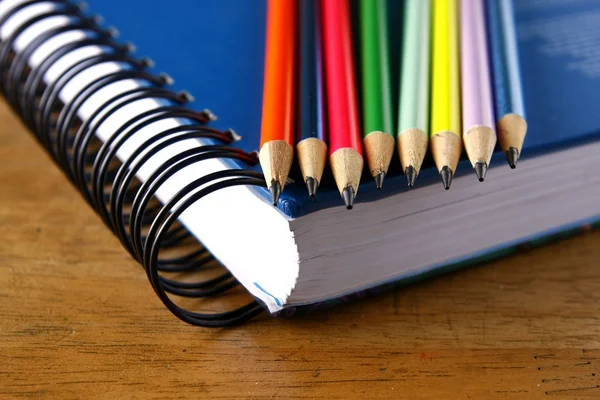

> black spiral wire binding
[38,52,150,155]
[0,0,266,326]
[66,76,171,182]
[0,1,84,91]
[6,13,104,108]
[21,36,127,126]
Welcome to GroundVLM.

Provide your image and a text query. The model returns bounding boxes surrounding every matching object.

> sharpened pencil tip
[374,172,385,190]
[440,166,453,190]
[342,186,355,210]
[269,180,281,206]
[474,162,487,182]
[306,177,318,198]
[405,165,417,187]
[506,147,519,169]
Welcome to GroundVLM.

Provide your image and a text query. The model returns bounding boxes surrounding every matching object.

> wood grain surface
[1,97,599,399]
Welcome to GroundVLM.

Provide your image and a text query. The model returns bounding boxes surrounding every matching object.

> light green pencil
[397,0,431,187]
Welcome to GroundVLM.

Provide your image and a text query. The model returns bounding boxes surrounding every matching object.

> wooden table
[1,98,599,399]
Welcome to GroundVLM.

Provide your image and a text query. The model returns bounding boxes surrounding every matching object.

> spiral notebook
[1,0,600,326]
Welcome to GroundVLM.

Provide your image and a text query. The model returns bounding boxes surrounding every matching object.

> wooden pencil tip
[497,114,527,163]
[475,162,487,182]
[463,125,496,172]
[269,180,281,206]
[440,166,453,190]
[342,186,355,210]
[430,131,462,177]
[297,138,328,188]
[364,132,394,183]
[259,140,294,199]
[506,147,519,169]
[398,128,428,182]
[329,148,364,199]
[306,177,318,198]
[405,165,417,188]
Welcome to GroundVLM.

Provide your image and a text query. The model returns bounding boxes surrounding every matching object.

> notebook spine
[0,0,265,327]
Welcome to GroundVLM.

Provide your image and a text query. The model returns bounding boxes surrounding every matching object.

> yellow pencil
[430,0,462,190]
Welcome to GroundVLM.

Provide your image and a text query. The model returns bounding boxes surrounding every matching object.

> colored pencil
[397,0,431,187]
[322,0,364,209]
[359,0,394,190]
[430,0,462,190]
[296,0,327,198]
[461,0,496,182]
[486,0,527,168]
[259,0,296,205]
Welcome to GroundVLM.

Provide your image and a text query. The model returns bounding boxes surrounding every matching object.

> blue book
[1,0,599,326]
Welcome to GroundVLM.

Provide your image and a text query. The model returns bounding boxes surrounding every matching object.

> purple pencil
[460,0,497,182]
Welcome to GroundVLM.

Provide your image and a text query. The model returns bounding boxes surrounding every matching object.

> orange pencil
[259,0,297,205]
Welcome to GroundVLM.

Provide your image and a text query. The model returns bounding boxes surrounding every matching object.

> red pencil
[321,0,364,209]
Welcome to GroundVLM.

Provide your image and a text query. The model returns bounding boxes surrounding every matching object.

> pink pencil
[460,0,497,182]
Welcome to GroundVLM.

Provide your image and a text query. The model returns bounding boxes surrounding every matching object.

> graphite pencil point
[405,165,417,187]
[342,186,355,210]
[306,177,318,198]
[506,147,519,169]
[269,180,282,206]
[474,162,487,182]
[297,138,327,198]
[440,166,453,190]
[329,148,363,207]
[374,171,385,190]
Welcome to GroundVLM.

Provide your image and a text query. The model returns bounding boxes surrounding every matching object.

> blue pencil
[486,0,528,168]
[296,0,327,197]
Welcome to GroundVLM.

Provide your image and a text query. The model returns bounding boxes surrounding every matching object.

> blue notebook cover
[88,0,600,217]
